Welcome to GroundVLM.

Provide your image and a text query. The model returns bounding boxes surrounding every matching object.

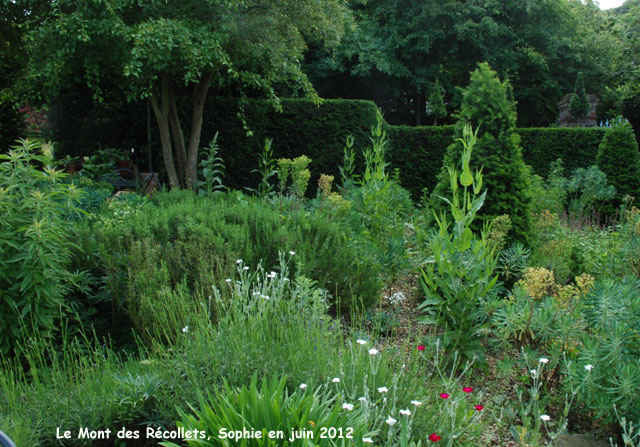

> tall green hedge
[200,99,611,200]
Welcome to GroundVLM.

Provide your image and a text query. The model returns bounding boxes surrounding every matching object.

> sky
[597,0,626,9]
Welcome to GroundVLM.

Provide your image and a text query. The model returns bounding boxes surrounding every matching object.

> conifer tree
[569,72,590,119]
[427,79,446,125]
[596,118,640,212]
[431,63,532,243]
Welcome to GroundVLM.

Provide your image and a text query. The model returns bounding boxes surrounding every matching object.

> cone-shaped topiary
[430,62,532,243]
[596,117,640,212]
[428,79,447,125]
[569,72,590,119]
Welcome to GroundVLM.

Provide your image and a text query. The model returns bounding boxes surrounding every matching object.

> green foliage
[568,277,640,426]
[596,118,640,211]
[85,190,380,326]
[427,80,447,125]
[528,159,568,216]
[566,166,615,216]
[569,72,590,119]
[248,138,277,199]
[0,139,85,354]
[162,374,370,447]
[431,63,532,244]
[194,133,226,196]
[419,124,499,361]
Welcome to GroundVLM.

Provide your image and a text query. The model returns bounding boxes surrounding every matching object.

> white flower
[300,383,307,390]
[261,294,270,300]
[410,400,422,406]
[539,357,549,364]
[181,326,189,333]
[530,369,537,376]
[540,414,551,422]
[225,278,232,283]
[377,386,388,394]
[363,438,374,444]
[385,416,397,426]
[243,266,250,271]
[585,364,594,371]
[289,251,295,255]
[283,278,290,281]
[332,377,341,383]
[368,348,379,356]
[399,409,411,416]
[236,259,243,264]
[267,271,277,279]
[358,397,367,402]
[356,339,367,345]
[342,403,354,411]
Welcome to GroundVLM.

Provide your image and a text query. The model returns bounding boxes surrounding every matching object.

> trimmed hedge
[518,127,607,178]
[201,98,380,192]
[201,99,612,199]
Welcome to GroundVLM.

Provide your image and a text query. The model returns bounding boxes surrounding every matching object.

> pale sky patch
[596,0,626,10]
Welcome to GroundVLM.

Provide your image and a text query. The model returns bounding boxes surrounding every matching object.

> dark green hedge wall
[518,127,607,177]
[201,98,379,192]
[201,99,611,199]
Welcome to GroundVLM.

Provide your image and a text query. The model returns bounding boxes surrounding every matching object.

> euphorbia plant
[418,123,499,361]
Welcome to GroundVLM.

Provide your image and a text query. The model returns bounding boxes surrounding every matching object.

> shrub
[0,140,85,354]
[596,118,640,212]
[431,63,532,243]
[86,190,380,335]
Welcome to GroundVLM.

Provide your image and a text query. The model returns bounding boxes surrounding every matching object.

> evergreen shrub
[596,118,640,211]
[431,63,532,243]
[86,190,380,335]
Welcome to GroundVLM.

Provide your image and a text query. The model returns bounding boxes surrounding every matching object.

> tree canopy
[22,0,348,188]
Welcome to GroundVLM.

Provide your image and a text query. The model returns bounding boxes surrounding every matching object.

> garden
[2,1,640,447]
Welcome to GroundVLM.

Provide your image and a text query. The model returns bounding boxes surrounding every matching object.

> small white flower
[363,438,374,444]
[411,400,422,406]
[332,377,341,383]
[356,339,367,345]
[283,278,289,281]
[243,266,250,271]
[342,403,354,411]
[289,251,295,255]
[225,278,232,283]
[530,369,537,376]
[540,414,551,422]
[399,409,411,416]
[539,357,549,364]
[181,326,189,333]
[377,386,388,394]
[261,294,270,300]
[267,271,277,279]
[385,416,397,426]
[253,291,261,296]
[358,397,367,402]
[368,348,379,356]
[585,364,594,371]
[236,259,243,264]
[300,383,307,390]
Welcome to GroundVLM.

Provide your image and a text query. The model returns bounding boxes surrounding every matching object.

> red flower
[428,433,442,442]
[417,345,425,351]
[474,405,483,411]
[462,387,473,393]
[439,393,450,399]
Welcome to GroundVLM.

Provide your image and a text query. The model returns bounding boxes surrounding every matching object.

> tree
[427,79,446,125]
[596,118,640,211]
[431,63,531,243]
[569,72,590,118]
[23,0,347,189]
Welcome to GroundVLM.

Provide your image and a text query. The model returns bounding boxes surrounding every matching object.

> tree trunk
[185,72,214,189]
[168,85,187,186]
[150,73,180,189]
